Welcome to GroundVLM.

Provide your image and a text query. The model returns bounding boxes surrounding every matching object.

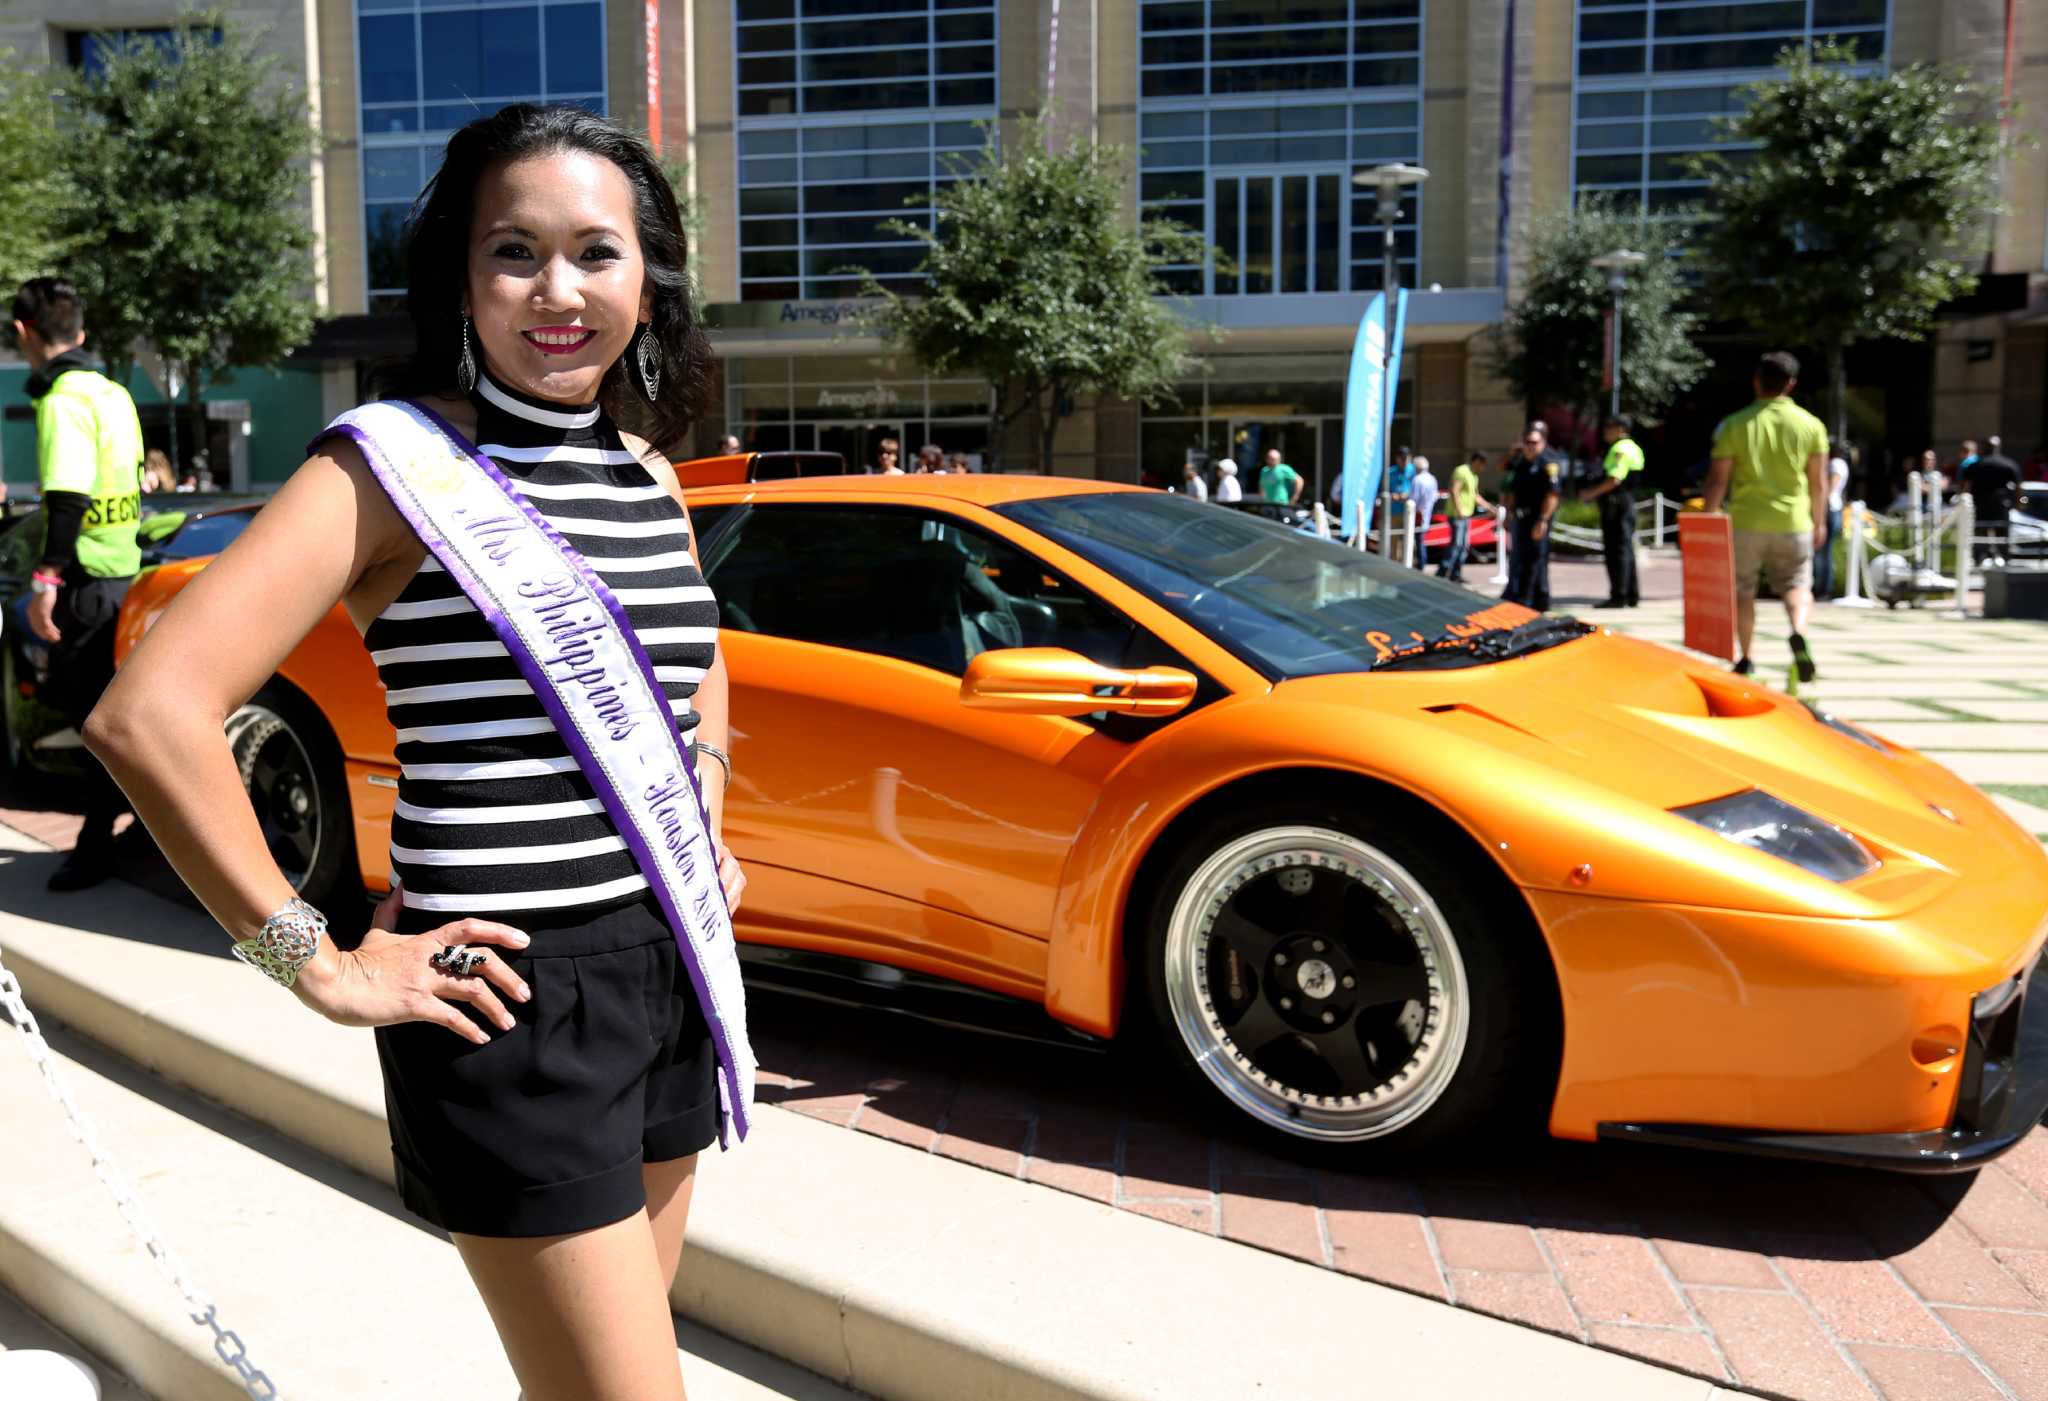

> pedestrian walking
[1408,455,1439,567]
[1501,423,1563,611]
[1437,450,1491,584]
[717,432,742,455]
[1964,442,2021,565]
[1701,350,1829,681]
[1817,447,1849,597]
[876,436,904,475]
[915,443,945,474]
[11,276,146,891]
[1579,415,1643,608]
[947,451,973,475]
[1258,447,1302,504]
[83,104,751,1401]
[1214,458,1243,503]
[1180,459,1209,501]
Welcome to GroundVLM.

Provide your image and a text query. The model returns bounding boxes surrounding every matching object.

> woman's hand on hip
[294,883,532,1045]
[718,840,746,914]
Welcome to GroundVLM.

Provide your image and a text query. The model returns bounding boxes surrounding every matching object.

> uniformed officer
[1501,422,1562,611]
[12,277,145,891]
[1580,414,1644,608]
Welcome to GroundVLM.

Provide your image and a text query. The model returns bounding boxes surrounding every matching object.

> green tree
[1485,200,1708,444]
[0,58,72,297]
[1692,42,2006,446]
[859,116,1211,473]
[53,17,319,464]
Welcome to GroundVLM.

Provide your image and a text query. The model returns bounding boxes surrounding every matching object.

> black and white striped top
[363,371,718,917]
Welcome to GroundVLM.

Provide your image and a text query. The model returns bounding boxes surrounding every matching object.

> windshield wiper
[1369,615,1594,672]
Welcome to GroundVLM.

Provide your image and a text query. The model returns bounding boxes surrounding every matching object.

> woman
[1213,457,1242,503]
[914,443,945,474]
[85,105,745,1400]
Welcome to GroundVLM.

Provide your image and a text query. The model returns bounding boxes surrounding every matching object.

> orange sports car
[111,465,2048,1168]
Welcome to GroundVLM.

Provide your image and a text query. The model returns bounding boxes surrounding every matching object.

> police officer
[13,277,145,891]
[1581,414,1644,608]
[1501,422,1562,611]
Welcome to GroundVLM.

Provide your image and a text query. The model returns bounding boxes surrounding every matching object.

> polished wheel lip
[225,702,321,889]
[1163,825,1471,1143]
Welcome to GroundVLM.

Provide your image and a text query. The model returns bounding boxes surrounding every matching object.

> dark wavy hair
[384,104,710,451]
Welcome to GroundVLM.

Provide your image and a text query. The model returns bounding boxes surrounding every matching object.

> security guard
[1581,414,1644,608]
[13,277,145,891]
[1501,422,1562,611]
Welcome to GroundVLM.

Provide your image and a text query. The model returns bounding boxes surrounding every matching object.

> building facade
[4,0,2046,493]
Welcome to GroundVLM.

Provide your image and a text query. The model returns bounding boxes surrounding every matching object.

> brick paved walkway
[6,557,2046,1401]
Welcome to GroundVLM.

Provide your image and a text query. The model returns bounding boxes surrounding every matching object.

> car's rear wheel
[225,682,356,917]
[1137,799,1556,1155]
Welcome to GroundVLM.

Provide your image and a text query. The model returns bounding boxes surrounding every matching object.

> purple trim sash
[317,400,753,1146]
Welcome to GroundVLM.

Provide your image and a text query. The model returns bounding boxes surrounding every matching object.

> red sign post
[1680,513,1737,661]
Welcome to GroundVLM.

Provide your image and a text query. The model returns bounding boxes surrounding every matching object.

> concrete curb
[0,825,1746,1400]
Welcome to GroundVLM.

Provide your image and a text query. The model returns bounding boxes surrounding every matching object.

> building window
[1138,1,1423,297]
[1571,1,1889,218]
[734,1,998,302]
[355,0,607,314]
[65,27,217,78]
[726,355,992,469]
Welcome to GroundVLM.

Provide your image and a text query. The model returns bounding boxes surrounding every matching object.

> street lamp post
[1589,249,1647,422]
[1355,163,1428,556]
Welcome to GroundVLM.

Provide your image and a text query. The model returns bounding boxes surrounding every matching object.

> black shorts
[375,893,719,1238]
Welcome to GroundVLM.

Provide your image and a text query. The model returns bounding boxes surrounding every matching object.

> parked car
[96,462,2048,1166]
[1219,497,1500,561]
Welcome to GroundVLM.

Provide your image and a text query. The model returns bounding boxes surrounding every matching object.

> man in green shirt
[1580,415,1645,608]
[1258,447,1302,504]
[12,276,145,890]
[1701,351,1829,682]
[1436,450,1493,584]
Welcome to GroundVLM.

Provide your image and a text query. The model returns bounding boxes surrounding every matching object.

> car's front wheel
[225,682,357,917]
[1137,798,1557,1154]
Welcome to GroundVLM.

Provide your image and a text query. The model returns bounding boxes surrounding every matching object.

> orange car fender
[1040,694,1986,1040]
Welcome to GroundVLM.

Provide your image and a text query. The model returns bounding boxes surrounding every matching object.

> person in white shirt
[1407,455,1440,567]
[1819,449,1849,598]
[1214,458,1243,503]
[1180,460,1209,501]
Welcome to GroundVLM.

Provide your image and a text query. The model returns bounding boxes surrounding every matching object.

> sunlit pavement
[4,552,2046,1401]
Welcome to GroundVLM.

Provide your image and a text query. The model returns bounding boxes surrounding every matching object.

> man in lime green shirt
[1436,450,1493,584]
[12,276,145,890]
[1580,415,1645,608]
[1701,351,1829,682]
[1258,448,1302,504]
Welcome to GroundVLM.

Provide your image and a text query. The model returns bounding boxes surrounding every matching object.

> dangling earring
[456,316,478,395]
[634,325,663,402]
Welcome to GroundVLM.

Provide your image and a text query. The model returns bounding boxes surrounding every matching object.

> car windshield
[1000,491,1574,679]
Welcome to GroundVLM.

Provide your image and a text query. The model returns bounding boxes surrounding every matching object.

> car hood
[1269,629,2046,923]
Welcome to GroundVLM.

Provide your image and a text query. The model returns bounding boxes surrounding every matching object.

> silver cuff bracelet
[691,740,732,788]
[230,897,327,990]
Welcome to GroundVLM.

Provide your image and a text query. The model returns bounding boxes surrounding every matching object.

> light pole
[1590,249,1647,421]
[1354,163,1428,556]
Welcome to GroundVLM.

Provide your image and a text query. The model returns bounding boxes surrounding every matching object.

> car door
[703,500,1162,986]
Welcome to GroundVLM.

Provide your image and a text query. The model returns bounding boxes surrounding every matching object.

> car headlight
[1672,790,1879,883]
[1801,700,1886,753]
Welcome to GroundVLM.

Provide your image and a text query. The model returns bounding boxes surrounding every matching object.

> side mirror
[960,648,1197,718]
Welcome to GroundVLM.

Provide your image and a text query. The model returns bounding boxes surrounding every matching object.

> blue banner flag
[1340,292,1388,539]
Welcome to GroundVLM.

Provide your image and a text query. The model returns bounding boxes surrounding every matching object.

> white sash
[323,400,754,1147]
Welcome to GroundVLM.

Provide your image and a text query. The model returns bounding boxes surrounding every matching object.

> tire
[1135,796,1558,1157]
[225,682,358,918]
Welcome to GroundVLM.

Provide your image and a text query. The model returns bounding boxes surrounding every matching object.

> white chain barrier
[1833,475,1975,613]
[0,943,282,1400]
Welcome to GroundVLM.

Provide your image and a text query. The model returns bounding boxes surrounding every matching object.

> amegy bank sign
[815,383,901,412]
[703,299,882,332]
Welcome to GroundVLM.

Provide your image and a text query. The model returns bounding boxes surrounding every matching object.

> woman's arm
[630,435,742,910]
[86,444,530,1041]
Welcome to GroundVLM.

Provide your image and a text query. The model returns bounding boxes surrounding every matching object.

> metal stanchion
[1951,494,1975,618]
[1489,505,1509,585]
[1836,501,1876,608]
[1402,506,1418,568]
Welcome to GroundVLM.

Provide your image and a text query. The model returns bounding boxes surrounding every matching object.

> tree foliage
[860,116,1212,472]
[0,58,73,298]
[52,16,318,419]
[1484,200,1707,442]
[1692,41,2006,443]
